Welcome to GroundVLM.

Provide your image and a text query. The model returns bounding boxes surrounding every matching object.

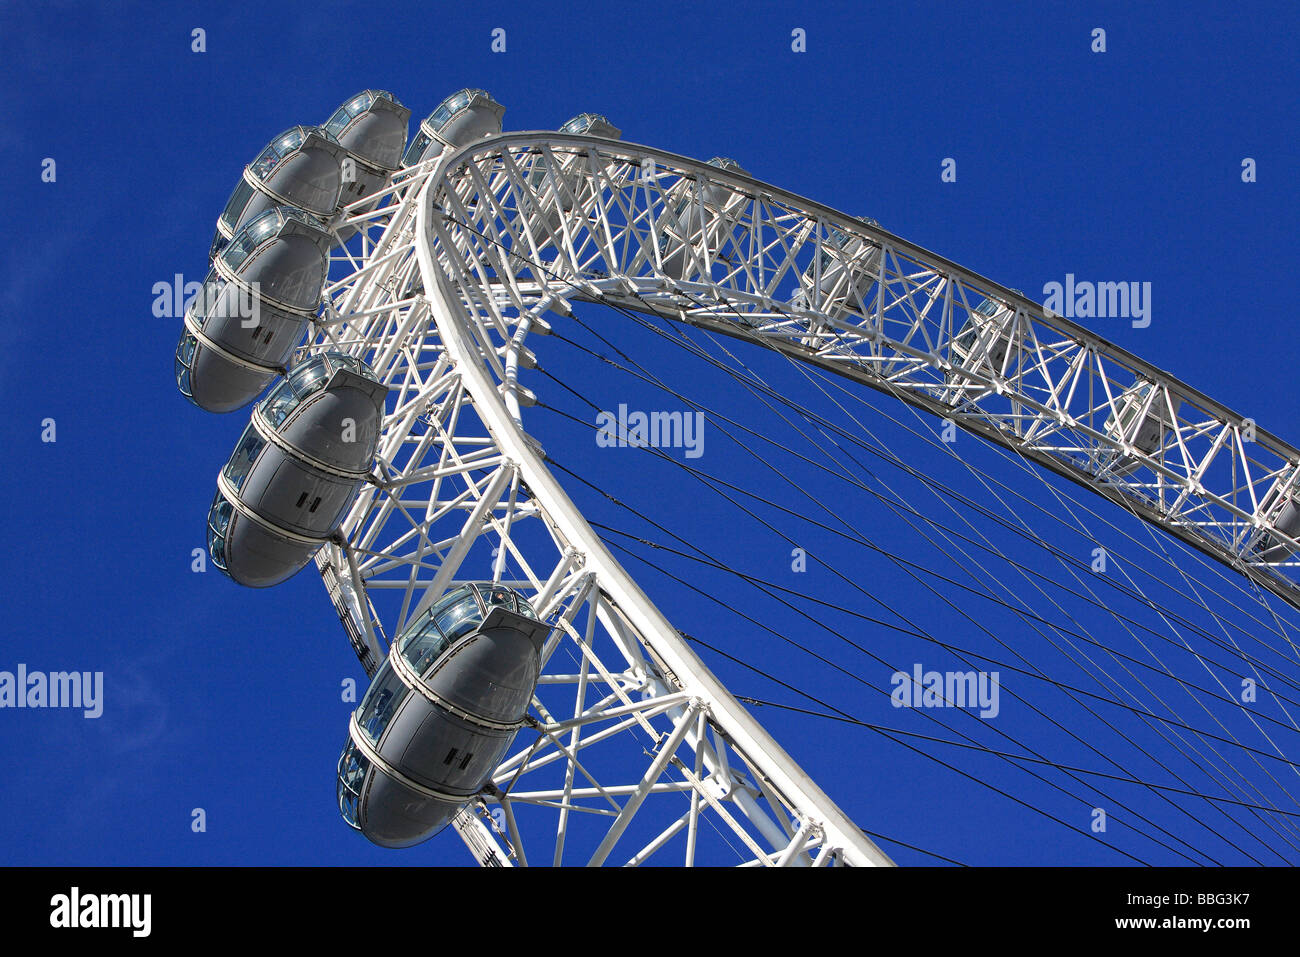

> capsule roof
[324,90,411,171]
[403,88,505,165]
[211,125,345,259]
[559,112,621,139]
[258,351,381,429]
[218,205,331,275]
[423,88,501,132]
[707,156,749,176]
[248,126,340,181]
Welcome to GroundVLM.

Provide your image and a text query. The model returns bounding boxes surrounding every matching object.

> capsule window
[205,491,233,571]
[223,424,266,492]
[357,662,410,744]
[259,359,331,429]
[309,496,322,513]
[260,384,299,429]
[174,360,193,399]
[296,492,308,508]
[324,96,369,140]
[177,330,197,365]
[443,747,458,765]
[398,614,450,675]
[435,593,483,644]
[336,739,370,828]
[206,522,227,571]
[324,113,351,140]
[222,212,283,272]
[430,104,454,129]
[403,130,433,166]
[186,275,223,327]
[479,584,518,614]
[217,177,256,234]
[458,752,474,771]
[250,146,279,180]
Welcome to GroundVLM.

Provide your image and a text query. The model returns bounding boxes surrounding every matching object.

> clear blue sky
[0,0,1296,866]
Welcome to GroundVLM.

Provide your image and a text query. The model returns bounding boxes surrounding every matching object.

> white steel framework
[304,131,1300,866]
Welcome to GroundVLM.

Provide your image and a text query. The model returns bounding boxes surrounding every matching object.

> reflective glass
[221,208,284,272]
[560,114,600,134]
[975,299,1001,318]
[185,273,224,329]
[206,491,232,570]
[336,738,369,828]
[287,356,332,397]
[259,381,299,428]
[209,231,230,261]
[430,104,453,128]
[478,583,518,614]
[273,128,307,159]
[399,614,450,676]
[222,423,265,491]
[250,146,279,180]
[357,661,410,743]
[218,177,256,232]
[435,592,483,644]
[206,522,226,570]
[404,130,433,166]
[342,353,378,381]
[175,327,198,399]
[324,110,350,140]
[176,363,193,399]
[258,353,373,428]
[208,491,233,536]
[425,587,475,622]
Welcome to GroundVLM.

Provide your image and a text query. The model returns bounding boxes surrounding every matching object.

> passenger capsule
[209,126,347,260]
[177,207,331,412]
[336,583,550,848]
[790,217,882,323]
[1253,495,1300,563]
[207,353,388,587]
[559,112,621,139]
[1100,379,1181,478]
[530,113,623,236]
[323,91,412,241]
[658,157,750,280]
[403,89,505,166]
[946,293,1019,391]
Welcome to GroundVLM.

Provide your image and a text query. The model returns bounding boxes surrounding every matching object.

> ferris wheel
[174,88,1300,866]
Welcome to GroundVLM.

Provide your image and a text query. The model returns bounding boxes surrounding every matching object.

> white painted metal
[304,129,1300,866]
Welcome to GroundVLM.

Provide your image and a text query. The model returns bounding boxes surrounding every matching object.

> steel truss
[303,132,1300,866]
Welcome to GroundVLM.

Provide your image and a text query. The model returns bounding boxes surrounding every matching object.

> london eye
[172,86,1300,868]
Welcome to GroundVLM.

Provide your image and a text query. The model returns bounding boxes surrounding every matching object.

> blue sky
[0,0,1297,866]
